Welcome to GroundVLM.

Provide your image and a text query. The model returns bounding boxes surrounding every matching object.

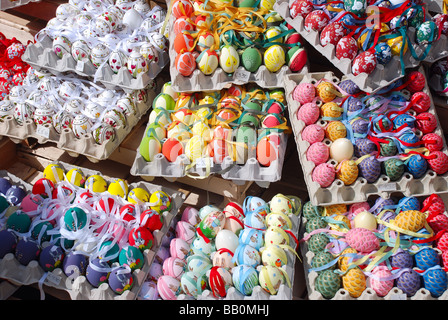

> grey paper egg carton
[0,169,33,194]
[274,0,448,94]
[0,0,39,10]
[0,83,157,163]
[166,15,309,93]
[21,34,169,93]
[425,0,445,13]
[0,161,186,300]
[131,124,289,188]
[284,69,448,207]
[177,213,301,300]
[300,198,448,300]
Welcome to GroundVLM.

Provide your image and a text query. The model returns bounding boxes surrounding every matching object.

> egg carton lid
[0,80,159,162]
[177,213,302,300]
[300,209,448,300]
[284,68,448,207]
[0,0,40,10]
[0,161,186,300]
[130,124,290,186]
[274,0,448,94]
[166,14,310,93]
[21,33,169,94]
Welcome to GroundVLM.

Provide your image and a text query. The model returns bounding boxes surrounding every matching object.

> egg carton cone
[424,0,445,13]
[57,90,156,163]
[177,213,301,301]
[0,0,40,10]
[284,69,448,207]
[21,34,169,93]
[0,161,186,300]
[299,215,448,300]
[274,0,448,94]
[166,15,310,93]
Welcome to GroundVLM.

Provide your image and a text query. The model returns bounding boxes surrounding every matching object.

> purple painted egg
[0,178,12,195]
[354,138,377,157]
[396,269,421,297]
[86,258,111,287]
[39,245,65,271]
[108,265,134,294]
[0,229,18,258]
[338,79,360,95]
[390,249,414,269]
[63,252,88,277]
[5,185,27,206]
[15,238,41,266]
[358,155,381,183]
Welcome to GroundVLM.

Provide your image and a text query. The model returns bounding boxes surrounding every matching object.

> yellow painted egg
[264,45,286,73]
[259,265,286,295]
[316,81,339,103]
[321,102,343,119]
[167,121,192,142]
[324,204,347,216]
[107,178,129,198]
[353,210,377,231]
[219,45,240,74]
[392,210,427,233]
[338,247,357,272]
[149,190,172,213]
[43,164,64,184]
[261,244,288,267]
[172,108,194,126]
[269,193,293,215]
[149,108,170,127]
[176,93,198,110]
[192,121,213,142]
[197,49,219,75]
[128,187,150,204]
[325,121,347,141]
[259,0,275,10]
[386,35,408,56]
[336,160,359,185]
[65,168,85,187]
[85,174,108,193]
[265,212,293,230]
[329,214,351,232]
[185,135,207,162]
[342,267,366,298]
[195,106,214,122]
[265,26,283,43]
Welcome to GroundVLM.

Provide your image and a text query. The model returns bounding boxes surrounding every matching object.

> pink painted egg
[306,142,330,166]
[292,82,316,104]
[297,102,320,125]
[369,266,394,297]
[301,124,325,144]
[312,162,335,187]
[345,227,380,253]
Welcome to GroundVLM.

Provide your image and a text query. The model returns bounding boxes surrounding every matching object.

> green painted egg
[383,158,405,181]
[308,233,331,253]
[311,251,336,272]
[139,135,162,162]
[315,269,341,299]
[305,216,328,233]
[152,93,175,111]
[344,0,366,15]
[303,201,324,220]
[380,138,398,157]
[241,47,262,73]
[416,21,438,45]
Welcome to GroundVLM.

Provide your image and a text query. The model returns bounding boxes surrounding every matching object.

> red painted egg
[336,36,358,60]
[290,0,314,19]
[406,71,426,93]
[415,112,437,134]
[320,22,346,47]
[173,16,195,35]
[174,32,195,54]
[304,10,330,33]
[411,91,431,113]
[172,0,194,18]
[351,50,377,76]
[174,51,196,77]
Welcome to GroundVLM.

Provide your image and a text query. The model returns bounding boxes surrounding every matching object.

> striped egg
[315,269,341,299]
[345,228,379,253]
[422,267,447,298]
[312,163,335,187]
[342,267,366,298]
[325,121,347,141]
[369,266,394,297]
[306,142,329,166]
[301,124,325,144]
[338,247,357,272]
[393,210,427,233]
[297,102,320,125]
[336,160,358,185]
[383,158,405,181]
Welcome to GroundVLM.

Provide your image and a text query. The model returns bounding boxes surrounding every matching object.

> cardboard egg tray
[166,14,310,93]
[176,213,301,300]
[131,128,288,188]
[21,34,169,93]
[0,79,159,163]
[300,194,448,300]
[425,0,445,13]
[0,0,39,10]
[274,0,448,94]
[0,161,186,300]
[284,69,448,207]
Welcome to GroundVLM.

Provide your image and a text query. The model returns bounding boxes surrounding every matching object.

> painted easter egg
[304,10,330,33]
[352,51,377,76]
[197,49,219,75]
[175,51,196,77]
[290,0,314,18]
[219,45,240,74]
[264,45,285,73]
[342,267,366,298]
[315,269,341,299]
[312,163,335,187]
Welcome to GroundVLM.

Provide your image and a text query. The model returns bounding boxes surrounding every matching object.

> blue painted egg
[374,42,392,65]
[415,247,440,270]
[405,154,428,179]
[422,267,447,298]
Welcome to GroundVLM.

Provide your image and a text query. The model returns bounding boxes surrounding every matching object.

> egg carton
[425,0,445,13]
[0,87,157,163]
[299,199,448,300]
[284,69,448,207]
[166,15,309,93]
[0,161,186,300]
[0,0,40,10]
[274,0,448,94]
[21,34,169,93]
[0,169,33,194]
[177,213,301,300]
[130,126,289,187]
